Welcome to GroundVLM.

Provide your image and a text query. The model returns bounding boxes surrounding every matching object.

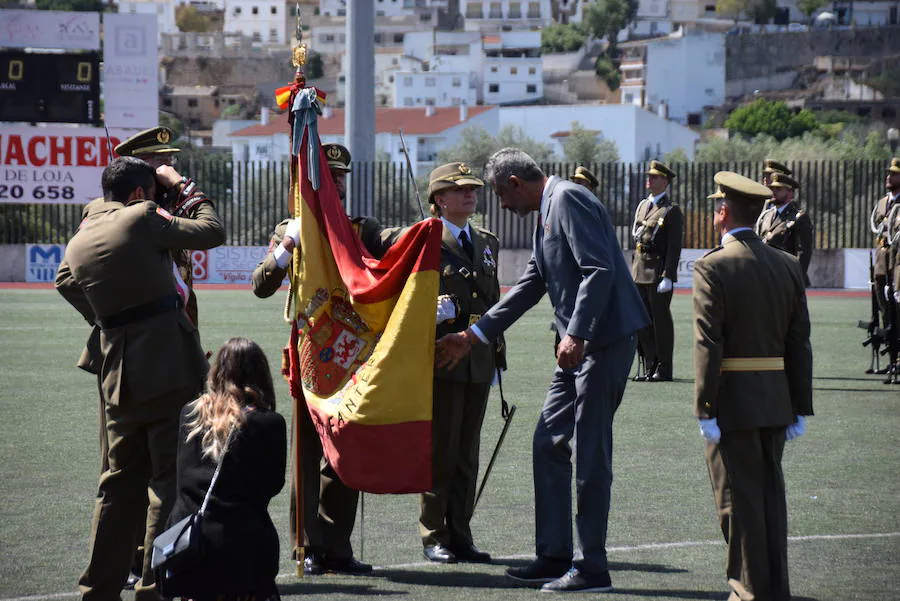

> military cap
[707,171,773,202]
[768,172,799,189]
[763,159,791,175]
[886,157,900,174]
[571,165,599,188]
[427,162,483,202]
[646,160,676,179]
[323,143,352,172]
[114,127,180,157]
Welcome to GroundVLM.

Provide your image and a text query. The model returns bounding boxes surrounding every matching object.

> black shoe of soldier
[303,552,326,576]
[122,571,140,590]
[450,542,491,563]
[322,556,373,575]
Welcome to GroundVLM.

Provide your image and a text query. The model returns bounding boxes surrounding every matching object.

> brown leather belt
[721,357,784,372]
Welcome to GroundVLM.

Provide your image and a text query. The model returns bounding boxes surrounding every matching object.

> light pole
[888,127,899,154]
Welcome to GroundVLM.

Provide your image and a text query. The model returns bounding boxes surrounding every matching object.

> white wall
[645,31,725,125]
[462,0,553,27]
[393,72,478,108]
[224,0,286,44]
[119,0,177,44]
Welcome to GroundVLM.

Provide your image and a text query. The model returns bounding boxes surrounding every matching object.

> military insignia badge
[155,207,174,221]
[327,145,342,160]
[157,130,170,144]
[543,221,552,236]
[458,163,471,175]
[482,246,496,270]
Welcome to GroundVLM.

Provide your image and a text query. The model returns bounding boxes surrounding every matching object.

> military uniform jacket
[872,194,896,277]
[435,223,504,384]
[56,199,225,405]
[631,193,684,284]
[693,230,813,432]
[756,201,814,286]
[251,216,397,298]
[888,204,900,291]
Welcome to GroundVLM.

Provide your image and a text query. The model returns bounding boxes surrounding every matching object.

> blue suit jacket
[477,177,649,353]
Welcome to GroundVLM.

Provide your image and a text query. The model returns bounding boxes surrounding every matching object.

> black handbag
[152,432,232,576]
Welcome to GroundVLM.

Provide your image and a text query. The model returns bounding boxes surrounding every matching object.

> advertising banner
[102,13,158,129]
[0,125,139,204]
[191,246,281,286]
[26,244,64,283]
[0,9,100,50]
[675,248,707,288]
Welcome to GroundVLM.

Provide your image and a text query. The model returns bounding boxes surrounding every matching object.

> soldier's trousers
[289,396,358,559]
[636,283,674,374]
[706,427,790,601]
[79,385,197,601]
[419,379,491,548]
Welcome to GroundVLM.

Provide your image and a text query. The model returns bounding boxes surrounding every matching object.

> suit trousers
[636,283,674,374]
[289,397,358,559]
[419,378,491,548]
[533,335,635,575]
[79,384,198,601]
[706,427,790,601]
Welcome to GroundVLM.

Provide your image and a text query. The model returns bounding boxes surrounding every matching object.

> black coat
[163,404,287,597]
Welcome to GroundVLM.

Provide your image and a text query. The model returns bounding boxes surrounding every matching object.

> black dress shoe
[322,556,373,575]
[450,543,491,563]
[632,373,648,382]
[648,371,673,382]
[303,552,326,576]
[423,544,457,563]
[123,571,140,591]
[506,556,570,584]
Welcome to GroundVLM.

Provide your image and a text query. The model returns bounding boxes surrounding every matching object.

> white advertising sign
[0,9,100,50]
[844,248,871,290]
[102,13,158,129]
[191,246,279,286]
[26,244,65,282]
[675,248,708,289]
[0,125,140,204]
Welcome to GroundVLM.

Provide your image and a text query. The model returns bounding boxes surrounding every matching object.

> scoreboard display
[0,50,101,126]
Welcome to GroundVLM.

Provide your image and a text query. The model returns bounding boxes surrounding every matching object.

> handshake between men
[435,329,586,371]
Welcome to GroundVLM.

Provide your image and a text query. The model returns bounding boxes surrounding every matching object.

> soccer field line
[5,531,897,601]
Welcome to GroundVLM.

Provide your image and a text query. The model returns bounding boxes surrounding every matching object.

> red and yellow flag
[286,130,440,494]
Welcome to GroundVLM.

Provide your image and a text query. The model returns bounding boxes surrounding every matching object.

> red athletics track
[1,282,870,297]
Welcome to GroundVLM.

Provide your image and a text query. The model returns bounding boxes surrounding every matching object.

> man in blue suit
[436,148,649,593]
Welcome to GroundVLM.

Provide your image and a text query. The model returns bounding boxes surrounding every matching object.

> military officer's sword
[474,369,516,509]
[398,129,426,219]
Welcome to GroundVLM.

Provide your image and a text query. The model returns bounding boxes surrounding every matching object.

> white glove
[785,415,807,441]
[657,277,673,294]
[698,418,721,444]
[435,295,457,324]
[894,289,900,303]
[284,218,301,246]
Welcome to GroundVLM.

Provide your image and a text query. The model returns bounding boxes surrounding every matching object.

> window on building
[252,6,258,14]
[157,5,164,14]
[256,144,269,156]
[510,67,518,75]
[704,3,715,10]
[163,98,173,108]
[388,75,395,83]
[234,6,241,14]
[420,12,431,20]
[490,66,498,73]
[270,28,277,41]
[529,66,536,75]
[252,31,261,42]
[323,34,335,43]
[687,113,702,125]
[377,10,385,15]
[188,98,198,107]
[527,2,540,17]
[338,8,346,15]
[526,84,536,93]
[404,97,414,106]
[489,2,502,17]
[452,76,461,87]
[489,83,499,93]
[271,5,277,13]
[466,2,483,18]
[508,2,521,17]
[375,33,383,43]
[425,98,435,106]
[425,77,436,87]
[624,93,633,103]
[404,76,413,86]
[394,33,404,43]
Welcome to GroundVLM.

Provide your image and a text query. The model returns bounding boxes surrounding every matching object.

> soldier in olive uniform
[884,175,900,384]
[570,165,599,194]
[869,158,900,377]
[631,160,683,381]
[761,159,791,187]
[421,162,503,564]
[694,171,813,601]
[56,157,225,601]
[251,144,385,576]
[756,173,814,287]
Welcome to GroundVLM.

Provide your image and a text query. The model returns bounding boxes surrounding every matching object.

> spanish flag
[286,91,441,494]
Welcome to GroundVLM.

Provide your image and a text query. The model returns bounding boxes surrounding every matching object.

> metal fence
[0,158,886,249]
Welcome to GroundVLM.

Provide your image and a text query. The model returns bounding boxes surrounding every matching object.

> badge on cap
[458,163,471,175]
[157,130,170,144]
[327,145,342,160]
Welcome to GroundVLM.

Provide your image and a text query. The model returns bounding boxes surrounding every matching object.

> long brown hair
[185,337,276,461]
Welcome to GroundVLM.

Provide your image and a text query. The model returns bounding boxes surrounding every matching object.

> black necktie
[458,230,474,261]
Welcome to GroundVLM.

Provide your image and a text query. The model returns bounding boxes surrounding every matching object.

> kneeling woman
[163,337,287,601]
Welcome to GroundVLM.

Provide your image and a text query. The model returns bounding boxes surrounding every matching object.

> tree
[176,5,215,32]
[594,56,621,90]
[715,0,776,22]
[35,0,103,10]
[436,125,557,172]
[305,52,324,80]
[582,0,637,57]
[561,121,619,164]
[541,23,587,54]
[797,0,828,18]
[724,99,818,141]
[662,147,690,163]
[496,125,556,163]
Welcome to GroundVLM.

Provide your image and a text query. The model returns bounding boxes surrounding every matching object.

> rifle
[859,251,886,374]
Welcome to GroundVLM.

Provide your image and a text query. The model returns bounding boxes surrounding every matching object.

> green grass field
[1,289,898,601]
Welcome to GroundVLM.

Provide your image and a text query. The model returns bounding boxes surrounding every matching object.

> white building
[462,0,553,28]
[224,0,288,45]
[228,105,499,172]
[117,0,178,44]
[307,14,422,57]
[619,29,725,126]
[498,104,700,162]
[319,0,448,23]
